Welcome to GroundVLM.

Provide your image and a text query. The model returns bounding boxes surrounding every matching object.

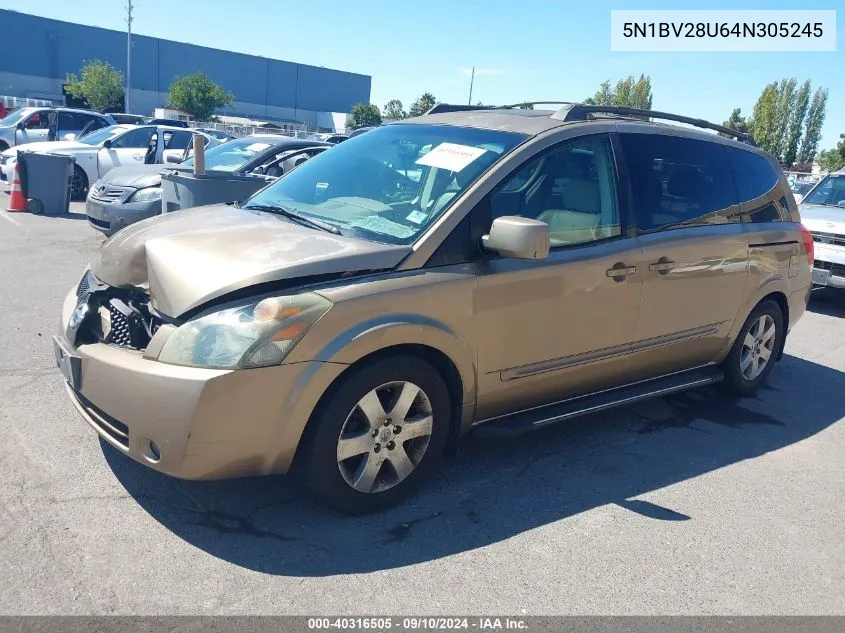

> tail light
[800,223,814,265]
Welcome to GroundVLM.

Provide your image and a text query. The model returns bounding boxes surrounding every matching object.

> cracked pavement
[1,197,843,615]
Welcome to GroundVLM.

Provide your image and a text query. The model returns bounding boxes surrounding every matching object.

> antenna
[126,0,133,114]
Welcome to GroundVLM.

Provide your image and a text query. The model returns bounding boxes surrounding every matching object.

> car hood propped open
[90,204,411,317]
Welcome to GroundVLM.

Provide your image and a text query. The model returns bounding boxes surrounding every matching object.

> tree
[772,78,797,161]
[584,74,652,109]
[517,103,534,110]
[348,103,382,129]
[783,80,810,166]
[168,72,234,121]
[408,92,437,117]
[382,99,406,120]
[816,134,845,173]
[798,87,829,164]
[721,108,749,137]
[749,82,780,155]
[65,60,124,112]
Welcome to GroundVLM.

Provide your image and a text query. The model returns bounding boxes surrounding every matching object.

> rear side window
[619,133,737,231]
[727,147,788,223]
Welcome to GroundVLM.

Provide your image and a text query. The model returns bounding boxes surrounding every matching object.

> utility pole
[467,66,475,105]
[125,0,133,113]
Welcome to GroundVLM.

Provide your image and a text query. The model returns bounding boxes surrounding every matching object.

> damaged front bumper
[56,274,346,479]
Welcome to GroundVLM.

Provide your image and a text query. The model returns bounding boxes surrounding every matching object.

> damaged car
[55,105,811,513]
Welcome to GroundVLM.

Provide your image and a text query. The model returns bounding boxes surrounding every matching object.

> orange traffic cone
[6,161,26,212]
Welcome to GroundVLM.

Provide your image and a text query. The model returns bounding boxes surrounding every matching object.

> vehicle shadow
[103,353,845,576]
[807,287,845,318]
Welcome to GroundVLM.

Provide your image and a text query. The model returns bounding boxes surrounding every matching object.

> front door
[474,134,644,420]
[616,130,749,380]
[15,110,50,145]
[97,126,155,177]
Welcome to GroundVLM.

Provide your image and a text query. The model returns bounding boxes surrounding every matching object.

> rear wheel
[0,141,9,153]
[70,165,88,201]
[294,356,451,514]
[721,300,783,396]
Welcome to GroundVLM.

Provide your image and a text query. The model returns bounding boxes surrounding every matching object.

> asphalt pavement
[0,194,843,615]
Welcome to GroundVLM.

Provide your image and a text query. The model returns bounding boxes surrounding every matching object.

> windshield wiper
[240,203,341,234]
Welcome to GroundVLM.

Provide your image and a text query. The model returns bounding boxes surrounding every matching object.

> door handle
[649,258,676,274]
[131,153,144,160]
[606,263,637,281]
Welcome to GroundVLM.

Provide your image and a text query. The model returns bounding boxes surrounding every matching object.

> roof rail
[550,102,756,146]
[424,103,496,115]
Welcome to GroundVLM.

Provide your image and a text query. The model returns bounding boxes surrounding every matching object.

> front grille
[87,215,110,229]
[814,260,845,277]
[71,389,130,449]
[76,271,93,298]
[107,302,133,347]
[812,231,845,247]
[89,184,134,204]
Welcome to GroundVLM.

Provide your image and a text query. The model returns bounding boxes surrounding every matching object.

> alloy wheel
[336,381,434,494]
[739,314,776,381]
[70,168,86,199]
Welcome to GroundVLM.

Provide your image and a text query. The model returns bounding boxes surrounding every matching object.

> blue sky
[2,0,842,148]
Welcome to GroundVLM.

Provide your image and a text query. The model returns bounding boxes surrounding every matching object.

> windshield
[183,137,273,171]
[78,125,129,145]
[0,107,32,127]
[803,175,845,208]
[244,124,525,244]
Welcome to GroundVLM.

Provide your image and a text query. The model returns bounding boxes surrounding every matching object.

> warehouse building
[0,9,371,131]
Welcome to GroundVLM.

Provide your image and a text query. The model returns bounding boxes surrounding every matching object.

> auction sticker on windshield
[415,142,487,172]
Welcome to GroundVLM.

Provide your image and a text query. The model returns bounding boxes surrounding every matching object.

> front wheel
[294,356,451,514]
[721,300,784,396]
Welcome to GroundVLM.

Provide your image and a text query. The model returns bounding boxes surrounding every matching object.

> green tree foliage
[382,99,406,120]
[749,82,780,154]
[816,134,845,173]
[721,108,749,138]
[772,78,797,160]
[348,103,382,130]
[517,103,535,110]
[65,60,124,112]
[798,87,829,164]
[584,75,652,109]
[783,80,810,167]
[168,73,234,121]
[408,93,438,117]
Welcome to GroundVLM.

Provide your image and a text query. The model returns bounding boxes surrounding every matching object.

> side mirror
[102,139,112,149]
[481,216,550,259]
[16,122,24,130]
[63,133,76,141]
[165,153,181,164]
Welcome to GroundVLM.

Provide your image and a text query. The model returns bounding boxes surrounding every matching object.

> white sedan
[0,124,217,200]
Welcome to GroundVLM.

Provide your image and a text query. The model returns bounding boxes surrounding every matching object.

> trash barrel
[18,151,75,215]
[160,170,271,214]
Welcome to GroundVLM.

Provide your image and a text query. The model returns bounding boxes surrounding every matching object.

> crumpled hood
[98,164,191,189]
[799,203,845,234]
[89,203,411,317]
[1,140,93,158]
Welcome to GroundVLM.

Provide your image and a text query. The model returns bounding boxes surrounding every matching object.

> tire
[0,141,8,153]
[294,355,451,514]
[70,165,88,201]
[721,300,784,396]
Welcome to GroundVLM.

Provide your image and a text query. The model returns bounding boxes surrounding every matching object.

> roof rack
[424,103,496,115]
[550,103,756,146]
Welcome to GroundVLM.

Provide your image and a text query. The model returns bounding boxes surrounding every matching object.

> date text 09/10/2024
[307,617,528,630]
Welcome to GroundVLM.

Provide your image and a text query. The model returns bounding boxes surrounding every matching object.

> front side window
[804,175,845,208]
[110,127,156,149]
[488,135,621,247]
[620,133,737,231]
[244,124,525,244]
[23,111,49,130]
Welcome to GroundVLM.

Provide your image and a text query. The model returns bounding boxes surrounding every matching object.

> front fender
[310,313,477,410]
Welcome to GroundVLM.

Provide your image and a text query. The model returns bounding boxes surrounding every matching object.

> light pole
[467,66,475,105]
[126,0,133,113]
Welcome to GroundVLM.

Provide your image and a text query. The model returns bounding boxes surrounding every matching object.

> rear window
[619,133,737,231]
[727,147,788,223]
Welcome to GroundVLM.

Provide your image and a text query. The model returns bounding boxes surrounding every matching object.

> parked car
[799,170,845,289]
[86,136,329,235]
[195,128,237,142]
[110,113,149,125]
[54,103,811,513]
[0,106,114,152]
[148,118,190,128]
[0,125,217,199]
[790,180,815,204]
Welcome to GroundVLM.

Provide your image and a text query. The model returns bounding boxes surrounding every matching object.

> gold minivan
[54,103,813,513]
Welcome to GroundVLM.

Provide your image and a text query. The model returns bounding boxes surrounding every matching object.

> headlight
[128,186,161,202]
[157,292,331,369]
